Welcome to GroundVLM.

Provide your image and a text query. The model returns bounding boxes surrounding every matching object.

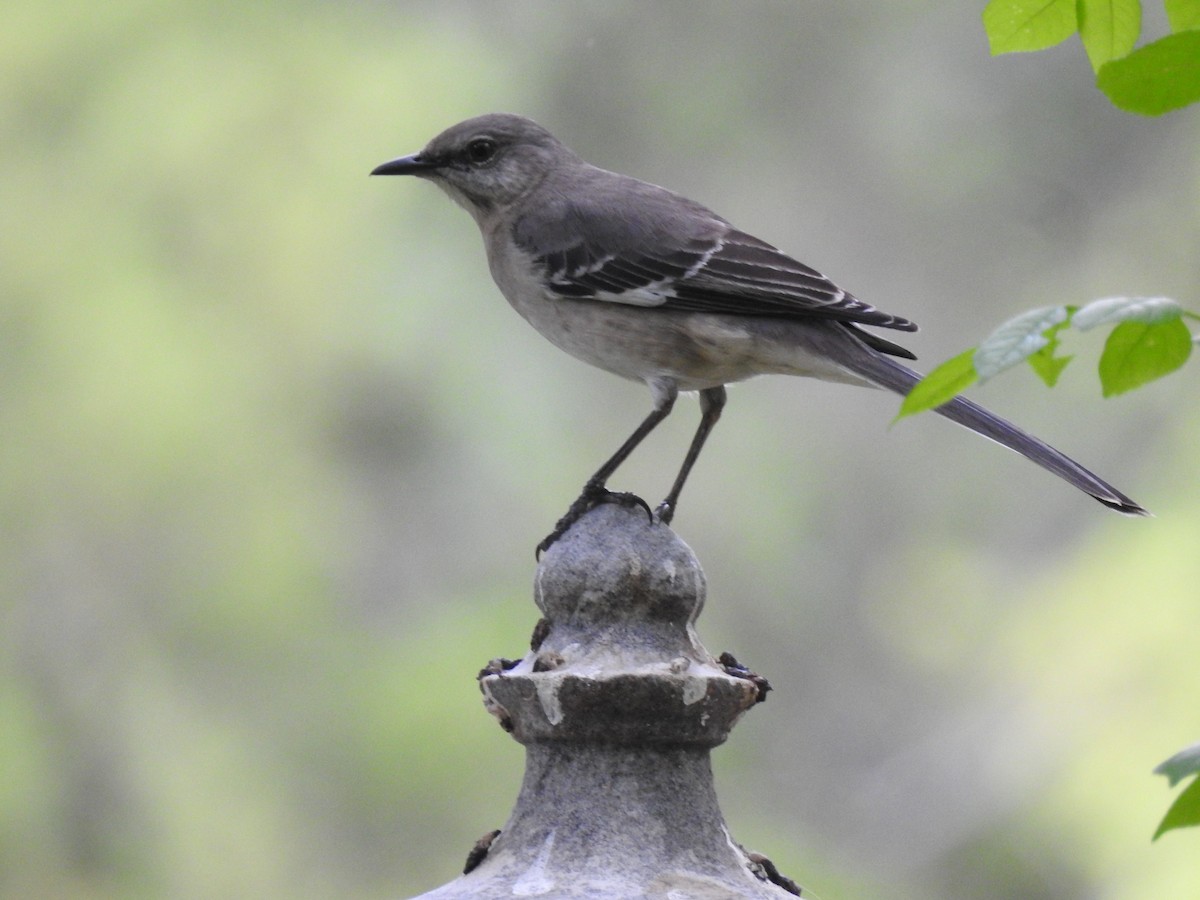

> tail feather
[852,349,1148,516]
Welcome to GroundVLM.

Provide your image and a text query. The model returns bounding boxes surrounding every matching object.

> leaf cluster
[983,0,1200,114]
[897,297,1195,421]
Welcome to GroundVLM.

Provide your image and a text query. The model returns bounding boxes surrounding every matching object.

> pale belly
[513,289,873,391]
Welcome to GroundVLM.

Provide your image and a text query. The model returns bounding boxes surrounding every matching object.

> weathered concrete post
[411,503,798,898]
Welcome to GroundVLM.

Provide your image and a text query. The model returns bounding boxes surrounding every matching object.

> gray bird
[372,113,1146,553]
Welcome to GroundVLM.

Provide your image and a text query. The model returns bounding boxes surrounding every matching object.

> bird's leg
[655,386,726,525]
[536,386,678,557]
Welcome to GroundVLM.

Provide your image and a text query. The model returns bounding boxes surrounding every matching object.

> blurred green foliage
[3,3,1199,899]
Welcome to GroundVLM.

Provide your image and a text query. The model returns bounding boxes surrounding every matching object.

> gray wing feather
[513,171,917,334]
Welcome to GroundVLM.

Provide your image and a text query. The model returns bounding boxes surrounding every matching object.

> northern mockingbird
[372,113,1146,552]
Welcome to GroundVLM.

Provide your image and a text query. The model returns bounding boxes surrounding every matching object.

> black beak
[370,154,440,176]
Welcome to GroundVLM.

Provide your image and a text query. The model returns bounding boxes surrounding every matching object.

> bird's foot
[536,484,652,558]
[653,500,675,525]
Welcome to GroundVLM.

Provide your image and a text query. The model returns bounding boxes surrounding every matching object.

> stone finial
[411,504,798,898]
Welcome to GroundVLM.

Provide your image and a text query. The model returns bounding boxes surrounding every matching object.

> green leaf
[1155,741,1200,787]
[1074,295,1183,330]
[1027,348,1074,386]
[974,305,1072,382]
[1098,318,1192,396]
[1078,0,1142,70]
[1027,315,1076,386]
[984,0,1079,53]
[1165,0,1200,33]
[895,349,979,421]
[1154,775,1200,839]
[1097,31,1200,114]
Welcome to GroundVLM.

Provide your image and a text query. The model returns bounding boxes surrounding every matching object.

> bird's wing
[666,229,917,333]
[518,186,916,334]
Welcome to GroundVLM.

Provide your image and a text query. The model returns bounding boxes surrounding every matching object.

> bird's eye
[464,137,497,164]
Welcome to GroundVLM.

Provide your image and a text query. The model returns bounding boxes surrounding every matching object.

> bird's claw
[607,490,653,521]
[536,486,652,559]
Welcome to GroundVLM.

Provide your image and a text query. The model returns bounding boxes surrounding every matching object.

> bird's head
[371,113,576,220]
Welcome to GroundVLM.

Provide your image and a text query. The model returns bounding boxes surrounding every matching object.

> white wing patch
[543,237,724,309]
[589,282,672,307]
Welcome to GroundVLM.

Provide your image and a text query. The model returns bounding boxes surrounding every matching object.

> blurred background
[3,2,1199,898]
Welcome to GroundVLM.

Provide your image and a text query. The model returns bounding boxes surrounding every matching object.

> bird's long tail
[847,346,1148,515]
